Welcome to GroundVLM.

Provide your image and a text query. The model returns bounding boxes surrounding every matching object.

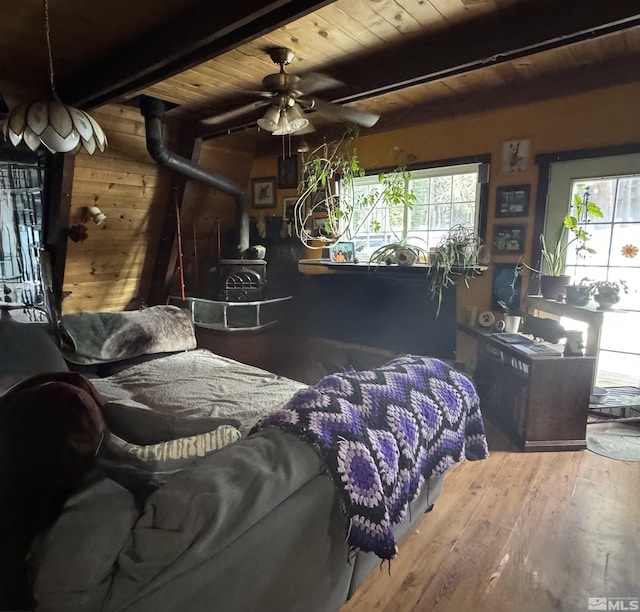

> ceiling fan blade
[200,99,269,125]
[300,98,380,128]
[296,72,344,96]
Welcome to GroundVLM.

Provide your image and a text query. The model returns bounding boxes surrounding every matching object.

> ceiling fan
[200,47,380,135]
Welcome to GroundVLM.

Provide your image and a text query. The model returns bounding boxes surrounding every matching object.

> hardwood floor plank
[342,420,640,612]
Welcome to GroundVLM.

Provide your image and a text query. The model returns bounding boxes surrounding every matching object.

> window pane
[410,179,429,206]
[609,223,640,267]
[451,202,475,227]
[452,173,477,202]
[614,177,640,223]
[565,222,612,268]
[572,178,616,223]
[430,204,452,230]
[430,176,452,204]
[409,205,428,231]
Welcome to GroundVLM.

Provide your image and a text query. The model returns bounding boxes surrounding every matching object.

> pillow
[0,320,68,394]
[102,400,241,445]
[59,305,196,365]
[29,474,138,612]
[99,425,241,498]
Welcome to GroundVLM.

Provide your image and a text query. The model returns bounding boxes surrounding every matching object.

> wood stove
[218,259,267,302]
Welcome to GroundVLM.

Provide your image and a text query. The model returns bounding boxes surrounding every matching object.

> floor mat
[587,422,640,461]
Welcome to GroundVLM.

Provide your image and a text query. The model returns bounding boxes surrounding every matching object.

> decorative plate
[478,310,496,327]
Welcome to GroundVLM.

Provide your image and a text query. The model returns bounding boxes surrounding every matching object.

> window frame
[343,156,490,260]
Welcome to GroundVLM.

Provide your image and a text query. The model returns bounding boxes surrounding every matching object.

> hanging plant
[293,126,416,248]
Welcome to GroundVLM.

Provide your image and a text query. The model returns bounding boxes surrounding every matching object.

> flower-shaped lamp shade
[3,100,107,155]
[257,106,281,132]
[284,104,309,132]
[257,103,309,135]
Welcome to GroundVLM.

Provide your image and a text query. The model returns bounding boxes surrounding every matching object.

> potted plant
[369,241,428,267]
[428,224,484,314]
[293,126,416,249]
[589,279,629,309]
[536,188,603,300]
[565,277,592,307]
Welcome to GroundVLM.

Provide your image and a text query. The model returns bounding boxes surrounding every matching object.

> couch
[0,307,487,612]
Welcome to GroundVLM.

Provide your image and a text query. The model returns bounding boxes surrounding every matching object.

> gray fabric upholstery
[0,321,67,394]
[30,475,138,612]
[28,396,446,612]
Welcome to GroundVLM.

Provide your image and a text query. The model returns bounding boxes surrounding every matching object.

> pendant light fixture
[2,0,107,155]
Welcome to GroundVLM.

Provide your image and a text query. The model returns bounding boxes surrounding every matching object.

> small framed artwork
[500,138,531,174]
[251,177,276,208]
[491,263,523,310]
[283,196,298,220]
[493,224,526,254]
[495,184,530,218]
[329,241,355,263]
[277,155,299,189]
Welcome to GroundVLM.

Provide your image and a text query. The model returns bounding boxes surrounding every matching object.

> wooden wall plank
[63,102,170,313]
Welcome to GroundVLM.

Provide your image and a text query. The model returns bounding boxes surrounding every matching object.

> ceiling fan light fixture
[2,0,107,155]
[256,105,280,132]
[284,104,309,132]
[272,110,292,136]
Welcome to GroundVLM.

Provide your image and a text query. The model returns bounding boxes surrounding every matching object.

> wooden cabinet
[474,334,596,451]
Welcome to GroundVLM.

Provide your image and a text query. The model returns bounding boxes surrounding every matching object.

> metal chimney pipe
[140,96,250,254]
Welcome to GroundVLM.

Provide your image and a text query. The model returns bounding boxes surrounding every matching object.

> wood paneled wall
[63,104,171,313]
[62,104,255,312]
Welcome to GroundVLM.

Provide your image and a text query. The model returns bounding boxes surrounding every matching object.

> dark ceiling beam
[196,0,640,140]
[327,0,640,105]
[372,53,640,139]
[58,0,336,109]
[246,51,640,158]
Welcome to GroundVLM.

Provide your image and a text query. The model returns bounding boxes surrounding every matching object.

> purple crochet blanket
[252,355,489,560]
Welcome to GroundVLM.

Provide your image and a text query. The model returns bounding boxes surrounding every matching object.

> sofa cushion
[0,320,68,394]
[29,474,138,612]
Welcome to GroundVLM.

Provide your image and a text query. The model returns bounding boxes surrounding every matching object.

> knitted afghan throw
[251,355,489,560]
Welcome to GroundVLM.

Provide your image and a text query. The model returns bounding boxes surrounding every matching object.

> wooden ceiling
[2,0,640,152]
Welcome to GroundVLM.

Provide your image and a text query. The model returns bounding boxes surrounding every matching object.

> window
[346,163,482,261]
[0,161,48,322]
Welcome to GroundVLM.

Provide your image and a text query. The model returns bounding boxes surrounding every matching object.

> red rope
[175,193,185,300]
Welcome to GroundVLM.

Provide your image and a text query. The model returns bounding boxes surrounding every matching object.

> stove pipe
[140,96,249,254]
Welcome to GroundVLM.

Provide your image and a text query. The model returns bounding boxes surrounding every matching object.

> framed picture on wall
[251,177,276,208]
[495,184,531,218]
[493,224,526,254]
[500,138,531,174]
[491,263,523,310]
[283,196,298,220]
[277,155,298,189]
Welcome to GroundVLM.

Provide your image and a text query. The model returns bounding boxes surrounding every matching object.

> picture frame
[495,184,531,218]
[492,263,523,310]
[277,155,299,189]
[251,177,276,208]
[493,224,526,254]
[283,196,298,220]
[329,241,355,263]
[500,138,531,174]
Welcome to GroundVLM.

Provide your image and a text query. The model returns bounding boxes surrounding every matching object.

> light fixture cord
[43,0,59,100]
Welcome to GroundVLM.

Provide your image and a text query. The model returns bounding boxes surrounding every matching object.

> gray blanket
[91,349,306,434]
[60,306,196,365]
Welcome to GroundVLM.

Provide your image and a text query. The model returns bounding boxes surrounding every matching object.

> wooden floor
[341,419,640,612]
